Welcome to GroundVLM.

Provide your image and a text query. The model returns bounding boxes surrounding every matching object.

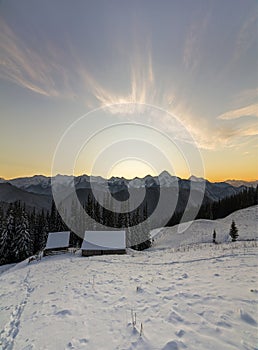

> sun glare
[107,158,158,179]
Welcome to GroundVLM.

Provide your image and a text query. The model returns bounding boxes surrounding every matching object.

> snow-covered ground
[151,205,258,248]
[0,206,257,350]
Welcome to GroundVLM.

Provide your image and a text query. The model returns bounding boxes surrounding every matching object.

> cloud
[217,104,258,120]
[0,18,76,99]
[231,88,258,109]
[233,13,258,63]
[1,14,257,155]
[0,17,161,115]
[183,11,210,74]
[71,38,159,115]
[186,122,258,151]
[172,102,258,151]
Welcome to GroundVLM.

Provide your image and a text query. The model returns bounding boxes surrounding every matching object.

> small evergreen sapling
[229,220,239,242]
[213,229,217,244]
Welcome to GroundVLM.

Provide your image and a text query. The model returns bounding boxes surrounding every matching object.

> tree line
[0,194,151,266]
[0,185,257,266]
[166,185,258,227]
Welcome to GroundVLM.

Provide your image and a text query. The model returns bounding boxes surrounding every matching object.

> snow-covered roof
[81,231,126,250]
[45,231,70,249]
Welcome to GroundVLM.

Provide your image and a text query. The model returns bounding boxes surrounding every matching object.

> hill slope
[0,183,52,211]
[152,205,258,249]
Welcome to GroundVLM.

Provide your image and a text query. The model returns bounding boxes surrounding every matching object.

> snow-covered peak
[189,175,206,183]
[157,171,178,187]
[159,170,171,178]
[74,174,90,185]
[10,175,51,189]
[128,177,144,188]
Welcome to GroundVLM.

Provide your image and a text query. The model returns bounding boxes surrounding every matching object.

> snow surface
[45,232,70,250]
[81,231,126,250]
[0,206,257,350]
[151,205,258,248]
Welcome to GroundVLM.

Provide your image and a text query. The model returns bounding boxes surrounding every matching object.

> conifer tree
[30,208,38,253]
[86,194,94,230]
[141,204,151,250]
[213,229,217,244]
[38,210,49,251]
[229,220,239,242]
[4,208,16,263]
[0,218,8,264]
[15,210,33,261]
[50,200,57,232]
[93,200,101,230]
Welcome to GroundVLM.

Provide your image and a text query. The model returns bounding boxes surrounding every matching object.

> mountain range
[0,172,256,214]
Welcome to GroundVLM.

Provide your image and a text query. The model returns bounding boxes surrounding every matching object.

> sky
[1,0,258,181]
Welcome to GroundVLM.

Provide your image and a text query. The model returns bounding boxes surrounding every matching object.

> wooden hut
[81,231,126,257]
[43,231,71,256]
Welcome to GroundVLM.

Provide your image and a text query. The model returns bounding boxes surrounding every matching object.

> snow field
[0,205,257,350]
[0,241,257,350]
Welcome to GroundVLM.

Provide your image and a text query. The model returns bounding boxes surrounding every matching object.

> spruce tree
[0,206,3,230]
[3,208,16,263]
[15,210,33,261]
[50,200,57,232]
[213,229,217,244]
[229,220,239,242]
[40,212,49,250]
[86,194,94,230]
[30,208,38,253]
[0,218,8,264]
[139,204,151,250]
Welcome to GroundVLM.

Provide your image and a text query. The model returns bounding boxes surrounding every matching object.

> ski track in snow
[0,269,34,350]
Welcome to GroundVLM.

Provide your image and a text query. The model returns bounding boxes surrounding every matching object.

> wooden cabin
[81,231,126,257]
[43,231,71,256]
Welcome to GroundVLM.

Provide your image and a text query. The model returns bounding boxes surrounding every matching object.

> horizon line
[1,172,258,183]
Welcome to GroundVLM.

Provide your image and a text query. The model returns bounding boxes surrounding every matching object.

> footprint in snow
[240,309,257,326]
[167,311,184,323]
[175,329,185,338]
[162,340,179,350]
[55,309,73,317]
[66,338,89,349]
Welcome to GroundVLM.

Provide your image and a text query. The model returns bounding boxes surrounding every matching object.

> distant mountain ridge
[1,172,256,194]
[0,172,255,213]
[0,183,51,211]
[225,179,258,188]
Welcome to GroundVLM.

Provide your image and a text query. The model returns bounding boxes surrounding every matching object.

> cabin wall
[82,249,126,257]
[43,247,69,256]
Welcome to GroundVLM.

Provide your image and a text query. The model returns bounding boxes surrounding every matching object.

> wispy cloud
[183,11,210,74]
[217,103,258,120]
[0,17,161,115]
[72,39,159,115]
[233,13,258,63]
[172,100,258,151]
[0,18,77,99]
[183,120,258,151]
[1,14,257,155]
[232,88,258,106]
